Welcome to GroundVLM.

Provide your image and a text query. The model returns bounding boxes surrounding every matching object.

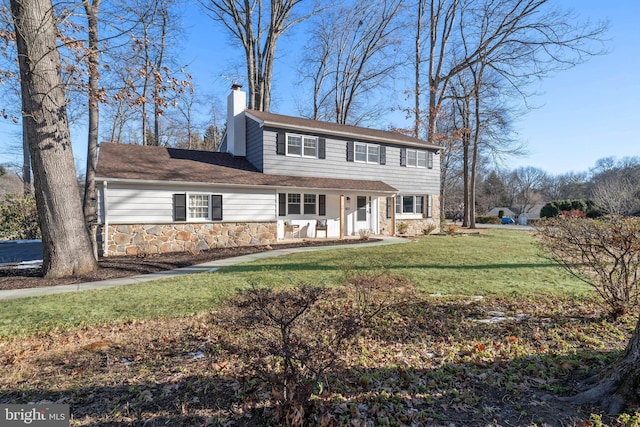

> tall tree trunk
[468,64,485,230]
[153,6,167,144]
[462,131,469,227]
[414,0,425,138]
[21,119,31,195]
[82,0,101,259]
[11,0,98,278]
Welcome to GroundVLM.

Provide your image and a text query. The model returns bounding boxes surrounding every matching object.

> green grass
[0,229,590,338]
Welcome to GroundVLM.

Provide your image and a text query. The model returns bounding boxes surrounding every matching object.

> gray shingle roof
[245,109,441,150]
[95,143,397,193]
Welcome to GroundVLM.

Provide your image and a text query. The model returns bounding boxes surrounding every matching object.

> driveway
[0,240,43,267]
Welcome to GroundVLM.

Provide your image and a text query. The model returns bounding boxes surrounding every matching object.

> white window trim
[395,194,426,219]
[286,133,318,158]
[282,192,325,216]
[354,142,380,164]
[187,192,211,221]
[405,149,427,169]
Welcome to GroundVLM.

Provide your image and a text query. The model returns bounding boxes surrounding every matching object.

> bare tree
[301,0,403,125]
[81,0,101,259]
[10,0,97,278]
[537,216,640,414]
[509,166,546,216]
[411,0,605,228]
[590,160,640,216]
[412,0,606,147]
[201,0,314,112]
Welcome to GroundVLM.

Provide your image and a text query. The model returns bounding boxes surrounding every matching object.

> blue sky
[507,1,640,175]
[1,1,638,177]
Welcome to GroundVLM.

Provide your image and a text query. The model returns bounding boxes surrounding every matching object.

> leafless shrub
[357,228,372,239]
[537,215,640,318]
[225,273,415,425]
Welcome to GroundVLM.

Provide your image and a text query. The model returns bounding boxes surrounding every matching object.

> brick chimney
[226,84,246,156]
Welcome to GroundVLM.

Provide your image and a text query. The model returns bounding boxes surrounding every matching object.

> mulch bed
[0,238,379,291]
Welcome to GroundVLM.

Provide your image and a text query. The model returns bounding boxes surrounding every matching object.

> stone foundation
[100,222,277,256]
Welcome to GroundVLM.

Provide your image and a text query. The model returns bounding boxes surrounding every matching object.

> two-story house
[95,85,441,256]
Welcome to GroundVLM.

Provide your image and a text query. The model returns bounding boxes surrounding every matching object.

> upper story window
[401,148,434,169]
[287,134,318,158]
[278,131,326,159]
[347,141,386,164]
[353,142,381,164]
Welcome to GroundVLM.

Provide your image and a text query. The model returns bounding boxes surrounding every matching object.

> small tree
[537,215,640,318]
[223,274,414,425]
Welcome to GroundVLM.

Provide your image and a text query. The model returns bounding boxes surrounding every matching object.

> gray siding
[245,116,264,170]
[260,127,440,195]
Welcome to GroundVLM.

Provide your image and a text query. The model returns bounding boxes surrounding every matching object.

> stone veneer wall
[100,222,277,256]
[378,195,441,236]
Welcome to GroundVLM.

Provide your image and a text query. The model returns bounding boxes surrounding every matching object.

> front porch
[276,193,382,240]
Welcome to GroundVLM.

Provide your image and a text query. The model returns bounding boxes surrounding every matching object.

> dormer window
[287,133,318,158]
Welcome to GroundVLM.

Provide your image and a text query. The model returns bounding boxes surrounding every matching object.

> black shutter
[379,146,386,165]
[211,195,223,221]
[427,151,434,169]
[319,194,326,216]
[346,141,354,162]
[400,148,407,166]
[276,131,286,155]
[318,138,326,159]
[173,193,186,221]
[278,193,287,216]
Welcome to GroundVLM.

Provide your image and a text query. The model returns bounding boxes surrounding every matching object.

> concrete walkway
[0,237,408,301]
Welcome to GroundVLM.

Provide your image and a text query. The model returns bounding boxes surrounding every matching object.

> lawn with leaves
[0,229,588,337]
[1,229,639,426]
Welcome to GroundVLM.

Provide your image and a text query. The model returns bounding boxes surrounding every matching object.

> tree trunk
[413,0,425,138]
[11,0,98,278]
[21,119,31,195]
[567,317,640,415]
[82,0,101,260]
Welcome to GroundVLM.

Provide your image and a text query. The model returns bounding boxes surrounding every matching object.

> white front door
[354,195,370,235]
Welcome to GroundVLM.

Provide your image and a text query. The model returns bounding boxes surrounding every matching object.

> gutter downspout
[103,180,108,257]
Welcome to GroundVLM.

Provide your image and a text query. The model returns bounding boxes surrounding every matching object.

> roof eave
[96,177,397,194]
[245,111,442,152]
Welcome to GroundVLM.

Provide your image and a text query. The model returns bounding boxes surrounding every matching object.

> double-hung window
[355,143,367,162]
[417,152,427,168]
[287,135,302,156]
[368,145,380,163]
[279,193,326,216]
[396,195,426,215]
[287,134,318,158]
[304,194,316,214]
[173,193,223,221]
[407,150,417,167]
[303,137,318,157]
[354,142,380,164]
[189,194,210,219]
[288,193,301,214]
[403,149,432,169]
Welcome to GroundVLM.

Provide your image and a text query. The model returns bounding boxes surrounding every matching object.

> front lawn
[0,229,589,338]
[1,229,637,426]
